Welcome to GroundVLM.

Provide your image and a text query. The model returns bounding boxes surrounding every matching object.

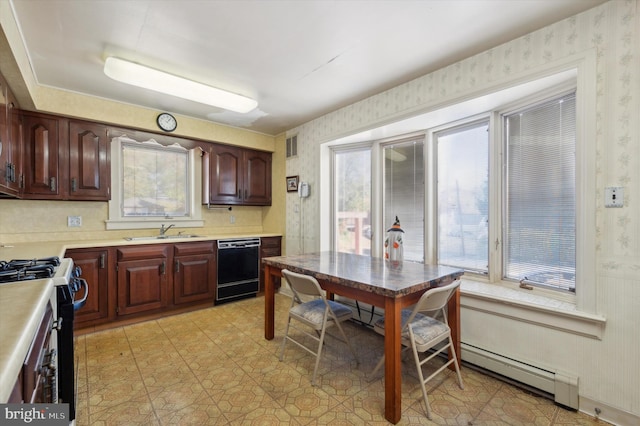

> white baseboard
[579,395,640,426]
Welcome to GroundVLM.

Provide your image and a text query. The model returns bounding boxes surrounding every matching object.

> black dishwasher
[217,238,260,302]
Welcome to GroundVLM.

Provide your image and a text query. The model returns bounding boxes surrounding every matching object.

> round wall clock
[156,113,177,132]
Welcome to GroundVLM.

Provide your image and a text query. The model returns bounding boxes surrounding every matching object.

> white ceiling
[8,0,605,136]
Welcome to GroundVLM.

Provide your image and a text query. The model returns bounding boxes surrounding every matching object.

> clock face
[157,113,177,132]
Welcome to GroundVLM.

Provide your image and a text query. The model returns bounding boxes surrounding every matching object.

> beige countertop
[0,232,281,402]
[0,232,281,260]
[0,279,53,403]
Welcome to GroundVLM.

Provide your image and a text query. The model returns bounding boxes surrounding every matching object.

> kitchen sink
[124,234,201,241]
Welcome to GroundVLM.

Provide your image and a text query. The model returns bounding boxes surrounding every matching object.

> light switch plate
[67,216,82,227]
[605,187,624,208]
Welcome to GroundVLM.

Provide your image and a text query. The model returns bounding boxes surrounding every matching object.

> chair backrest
[282,269,325,299]
[406,279,461,325]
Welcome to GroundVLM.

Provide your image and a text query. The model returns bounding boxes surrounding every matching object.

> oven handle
[73,278,89,311]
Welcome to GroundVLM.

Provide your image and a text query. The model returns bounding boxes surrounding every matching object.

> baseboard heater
[461,343,578,409]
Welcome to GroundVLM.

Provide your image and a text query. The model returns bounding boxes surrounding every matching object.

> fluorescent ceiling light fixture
[103,57,257,113]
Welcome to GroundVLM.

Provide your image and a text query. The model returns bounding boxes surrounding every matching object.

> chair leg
[311,318,329,386]
[448,340,464,390]
[411,346,433,419]
[279,316,292,361]
[371,355,385,378]
[334,319,359,365]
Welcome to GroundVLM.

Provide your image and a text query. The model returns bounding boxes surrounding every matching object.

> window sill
[460,279,606,340]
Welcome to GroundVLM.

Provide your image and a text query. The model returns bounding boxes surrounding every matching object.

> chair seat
[374,310,449,345]
[291,299,352,327]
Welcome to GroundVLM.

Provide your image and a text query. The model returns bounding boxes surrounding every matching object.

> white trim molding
[461,279,606,339]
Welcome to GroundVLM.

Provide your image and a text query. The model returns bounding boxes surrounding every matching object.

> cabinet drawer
[117,244,169,261]
[174,241,215,256]
[260,237,281,248]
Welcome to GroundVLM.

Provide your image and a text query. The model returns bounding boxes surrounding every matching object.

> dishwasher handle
[218,238,261,249]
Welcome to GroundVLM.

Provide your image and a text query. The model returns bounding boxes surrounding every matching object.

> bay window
[330,90,577,295]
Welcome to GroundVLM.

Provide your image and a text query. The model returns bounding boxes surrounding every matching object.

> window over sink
[106,136,204,230]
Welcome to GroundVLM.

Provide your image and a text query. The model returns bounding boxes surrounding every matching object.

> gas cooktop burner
[0,256,61,283]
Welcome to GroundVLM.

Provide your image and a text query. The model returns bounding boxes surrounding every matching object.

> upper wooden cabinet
[67,120,110,200]
[21,112,63,198]
[0,76,21,197]
[207,144,272,206]
[20,113,111,200]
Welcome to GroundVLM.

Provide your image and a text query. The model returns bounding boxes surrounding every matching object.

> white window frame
[106,136,204,230]
[321,51,602,337]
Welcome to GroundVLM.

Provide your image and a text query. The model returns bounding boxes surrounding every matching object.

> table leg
[265,264,275,340]
[384,297,402,424]
[447,286,461,370]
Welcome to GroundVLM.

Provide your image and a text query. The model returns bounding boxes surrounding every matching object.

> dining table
[262,251,464,424]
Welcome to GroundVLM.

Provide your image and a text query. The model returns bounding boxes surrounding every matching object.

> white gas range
[0,256,86,424]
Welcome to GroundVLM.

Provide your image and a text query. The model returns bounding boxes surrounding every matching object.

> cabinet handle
[71,178,77,192]
[10,163,15,182]
[245,189,247,199]
[160,261,166,275]
[52,318,63,331]
[238,189,241,198]
[175,259,180,273]
[99,253,106,269]
[50,177,57,192]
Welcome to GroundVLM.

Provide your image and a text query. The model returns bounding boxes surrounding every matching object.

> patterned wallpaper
[286,0,639,420]
[288,0,637,261]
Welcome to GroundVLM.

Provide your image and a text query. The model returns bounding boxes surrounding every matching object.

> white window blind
[504,92,576,291]
[383,140,424,263]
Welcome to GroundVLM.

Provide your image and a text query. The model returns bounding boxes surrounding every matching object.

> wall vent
[286,135,298,158]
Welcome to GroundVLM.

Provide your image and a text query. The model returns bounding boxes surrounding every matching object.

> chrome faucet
[159,224,175,236]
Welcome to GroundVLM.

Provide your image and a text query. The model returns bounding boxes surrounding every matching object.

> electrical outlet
[230,215,235,224]
[67,216,82,227]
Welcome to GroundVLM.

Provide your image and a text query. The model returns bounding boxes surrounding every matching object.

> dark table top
[262,251,463,298]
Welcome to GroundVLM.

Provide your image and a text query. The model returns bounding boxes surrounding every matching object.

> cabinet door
[0,74,8,194]
[66,248,109,326]
[22,113,62,198]
[0,76,20,196]
[243,149,272,205]
[68,120,110,200]
[117,258,168,316]
[7,91,22,195]
[23,304,53,404]
[174,253,216,304]
[209,144,243,204]
[173,241,216,305]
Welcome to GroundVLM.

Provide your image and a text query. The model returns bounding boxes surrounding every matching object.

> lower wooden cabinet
[66,237,276,329]
[173,241,216,305]
[66,247,109,327]
[116,245,169,316]
[260,236,282,292]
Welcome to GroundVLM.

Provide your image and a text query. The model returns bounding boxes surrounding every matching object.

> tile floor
[75,294,609,425]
